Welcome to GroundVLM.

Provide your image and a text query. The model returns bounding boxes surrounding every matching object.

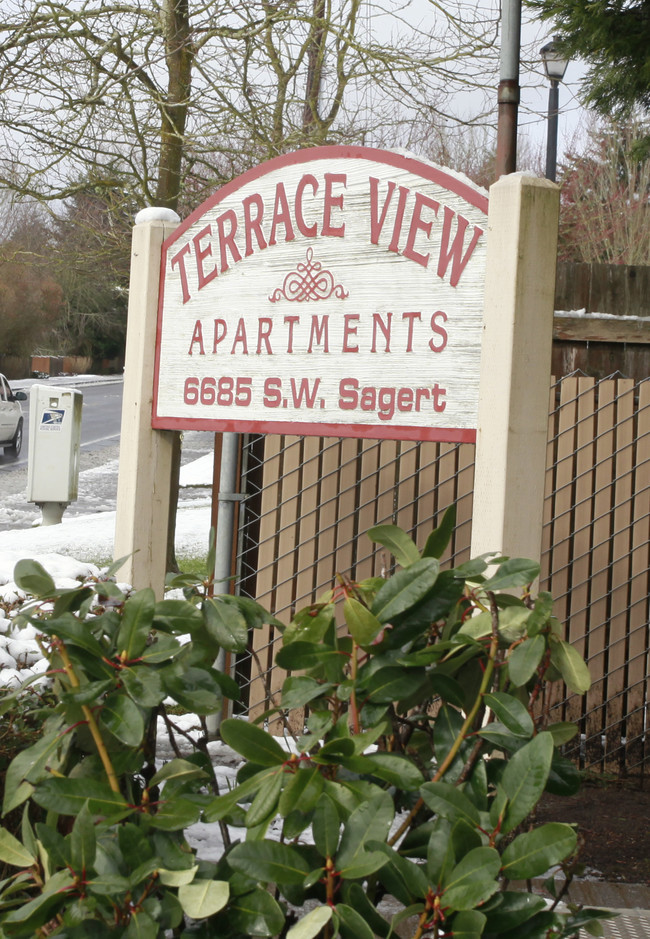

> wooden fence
[237,374,650,775]
[553,262,650,381]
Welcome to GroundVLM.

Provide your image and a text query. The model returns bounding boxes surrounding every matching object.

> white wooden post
[470,174,560,566]
[114,209,179,596]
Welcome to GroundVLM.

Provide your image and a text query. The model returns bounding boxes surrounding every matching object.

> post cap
[134,207,181,225]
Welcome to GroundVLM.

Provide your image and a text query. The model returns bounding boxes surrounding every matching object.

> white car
[0,373,27,459]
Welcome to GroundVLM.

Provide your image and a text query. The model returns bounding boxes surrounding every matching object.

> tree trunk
[158,0,194,572]
[156,0,194,211]
[302,0,326,134]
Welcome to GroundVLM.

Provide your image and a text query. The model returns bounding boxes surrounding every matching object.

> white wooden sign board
[153,146,488,443]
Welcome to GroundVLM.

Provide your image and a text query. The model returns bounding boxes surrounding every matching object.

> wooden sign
[153,146,488,442]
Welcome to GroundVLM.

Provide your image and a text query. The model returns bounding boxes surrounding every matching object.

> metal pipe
[206,431,241,738]
[496,80,520,178]
[495,0,521,179]
[212,432,241,595]
[500,0,521,82]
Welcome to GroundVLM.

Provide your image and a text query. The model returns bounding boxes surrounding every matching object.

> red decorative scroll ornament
[269,247,349,303]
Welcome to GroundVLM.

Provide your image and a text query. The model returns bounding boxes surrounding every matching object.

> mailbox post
[26,384,83,525]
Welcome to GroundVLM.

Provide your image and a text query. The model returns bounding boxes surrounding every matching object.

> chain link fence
[227,373,649,777]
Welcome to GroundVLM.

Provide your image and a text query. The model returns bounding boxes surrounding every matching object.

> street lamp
[540,36,570,182]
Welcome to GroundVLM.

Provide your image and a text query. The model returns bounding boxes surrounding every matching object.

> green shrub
[0,517,612,938]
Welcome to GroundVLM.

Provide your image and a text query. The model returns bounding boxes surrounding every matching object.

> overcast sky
[517,10,587,163]
[395,0,589,169]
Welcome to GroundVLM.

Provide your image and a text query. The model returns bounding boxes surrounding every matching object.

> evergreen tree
[530,0,650,118]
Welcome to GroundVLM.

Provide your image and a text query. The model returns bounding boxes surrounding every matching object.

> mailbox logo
[40,409,65,431]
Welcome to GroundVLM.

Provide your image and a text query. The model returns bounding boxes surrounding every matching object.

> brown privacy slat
[248,434,284,717]
[293,436,321,607]
[551,377,579,632]
[395,442,419,544]
[540,383,560,736]
[314,438,343,595]
[437,443,459,564]
[564,378,597,727]
[604,380,635,770]
[585,381,616,767]
[376,440,399,531]
[267,436,303,732]
[420,445,442,546]
[241,377,649,775]
[453,443,475,567]
[547,378,579,720]
[415,442,442,549]
[254,435,283,607]
[539,378,557,590]
[540,382,558,588]
[272,436,302,621]
[437,442,459,534]
[356,440,382,581]
[336,437,363,586]
[251,436,288,720]
[361,439,400,577]
[626,380,650,768]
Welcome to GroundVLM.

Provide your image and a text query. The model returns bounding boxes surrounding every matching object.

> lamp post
[540,36,570,182]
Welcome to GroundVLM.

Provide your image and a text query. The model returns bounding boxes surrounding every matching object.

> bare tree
[0,0,499,213]
[0,189,49,251]
[0,223,62,357]
[0,262,62,356]
[0,193,62,356]
[558,117,650,265]
[49,179,134,360]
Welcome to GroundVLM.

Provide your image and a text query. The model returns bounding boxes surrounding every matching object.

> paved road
[2,378,123,471]
[0,377,214,532]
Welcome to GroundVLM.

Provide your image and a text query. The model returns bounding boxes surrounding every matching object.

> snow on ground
[0,501,212,566]
[0,441,213,564]
[0,452,215,688]
[155,714,246,860]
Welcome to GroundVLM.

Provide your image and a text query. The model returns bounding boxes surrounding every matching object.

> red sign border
[152,145,487,444]
[151,413,476,443]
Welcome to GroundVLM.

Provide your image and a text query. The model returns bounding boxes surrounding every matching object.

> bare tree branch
[0,0,499,211]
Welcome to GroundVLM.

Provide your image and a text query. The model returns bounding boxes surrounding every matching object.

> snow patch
[555,309,650,323]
